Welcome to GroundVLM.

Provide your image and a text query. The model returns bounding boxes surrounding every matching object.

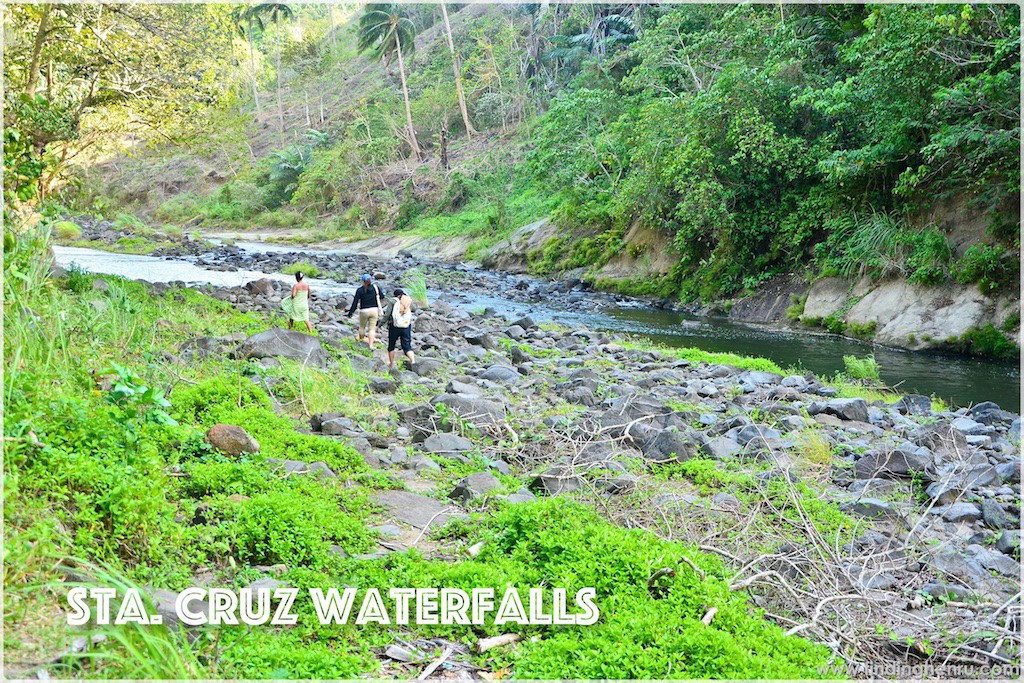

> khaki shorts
[358,307,379,337]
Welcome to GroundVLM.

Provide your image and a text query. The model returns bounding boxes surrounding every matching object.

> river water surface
[54,245,1021,412]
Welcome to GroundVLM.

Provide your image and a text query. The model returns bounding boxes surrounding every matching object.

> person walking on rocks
[281,271,313,333]
[381,288,415,370]
[346,273,383,349]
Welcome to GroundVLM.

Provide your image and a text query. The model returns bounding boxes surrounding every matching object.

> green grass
[280,261,322,278]
[618,337,785,374]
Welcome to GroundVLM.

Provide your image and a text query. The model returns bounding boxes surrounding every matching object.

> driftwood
[476,633,521,653]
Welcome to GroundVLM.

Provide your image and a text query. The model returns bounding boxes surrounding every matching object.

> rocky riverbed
[136,270,1023,675]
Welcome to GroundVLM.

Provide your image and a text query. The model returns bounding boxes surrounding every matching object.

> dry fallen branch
[476,633,520,654]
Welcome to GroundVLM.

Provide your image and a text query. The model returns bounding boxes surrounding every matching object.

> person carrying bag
[383,288,415,370]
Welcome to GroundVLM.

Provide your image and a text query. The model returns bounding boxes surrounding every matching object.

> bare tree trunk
[304,90,311,127]
[441,2,475,137]
[319,93,324,124]
[248,16,263,117]
[275,12,285,136]
[328,3,337,50]
[439,119,449,171]
[394,33,422,161]
[25,4,52,97]
[45,60,53,101]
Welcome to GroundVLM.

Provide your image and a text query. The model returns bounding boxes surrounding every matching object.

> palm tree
[357,3,422,160]
[249,3,294,135]
[232,5,262,118]
[440,3,474,138]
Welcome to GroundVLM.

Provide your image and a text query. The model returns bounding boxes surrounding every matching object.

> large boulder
[423,432,474,455]
[205,424,259,457]
[641,429,696,463]
[854,446,931,480]
[819,398,869,423]
[449,472,503,504]
[235,329,327,367]
[432,394,506,428]
[480,365,520,384]
[245,278,276,296]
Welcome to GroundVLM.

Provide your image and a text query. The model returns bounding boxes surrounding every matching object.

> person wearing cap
[346,273,383,349]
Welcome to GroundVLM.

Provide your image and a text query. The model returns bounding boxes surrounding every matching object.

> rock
[920,583,972,602]
[91,279,110,292]
[822,398,869,423]
[464,330,497,351]
[894,395,932,416]
[385,644,425,663]
[981,499,1010,530]
[996,530,1020,557]
[423,432,473,455]
[265,458,335,480]
[702,436,743,460]
[205,424,259,457]
[641,429,695,463]
[604,472,639,495]
[411,358,443,377]
[245,278,276,296]
[841,498,903,521]
[449,472,502,504]
[736,370,783,387]
[950,417,992,436]
[235,329,327,367]
[530,466,582,495]
[970,401,1017,426]
[1010,418,1021,443]
[968,545,1020,577]
[854,447,930,480]
[505,324,526,340]
[179,337,227,360]
[931,549,990,584]
[368,378,399,394]
[505,490,537,505]
[913,423,969,462]
[512,315,537,330]
[996,459,1021,484]
[149,588,210,638]
[941,503,982,523]
[432,394,505,427]
[734,424,781,445]
[371,491,453,529]
[480,364,520,384]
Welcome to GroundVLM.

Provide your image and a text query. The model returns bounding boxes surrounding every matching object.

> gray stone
[512,315,537,330]
[245,278,276,296]
[969,546,1020,577]
[371,491,453,529]
[894,394,932,416]
[449,472,503,504]
[411,358,443,377]
[996,530,1020,557]
[604,473,639,495]
[504,325,526,340]
[981,499,1010,530]
[205,424,259,457]
[951,416,993,436]
[432,394,506,427]
[996,459,1021,484]
[823,398,869,423]
[931,549,989,584]
[464,330,497,350]
[736,370,783,387]
[642,429,695,463]
[735,424,781,445]
[423,432,473,455]
[505,490,537,505]
[530,466,582,495]
[841,498,902,521]
[920,582,972,602]
[854,448,930,480]
[235,329,327,367]
[368,378,399,394]
[385,645,425,663]
[941,503,982,523]
[480,364,520,384]
[702,436,743,460]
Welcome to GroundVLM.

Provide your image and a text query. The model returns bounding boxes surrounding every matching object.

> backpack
[391,299,412,328]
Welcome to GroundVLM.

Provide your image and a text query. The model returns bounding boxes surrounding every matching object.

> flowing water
[54,245,1021,412]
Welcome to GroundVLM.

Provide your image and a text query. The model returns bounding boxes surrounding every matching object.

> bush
[65,262,94,293]
[53,220,82,240]
[280,261,322,278]
[949,325,1018,359]
[843,354,881,382]
[953,245,1020,295]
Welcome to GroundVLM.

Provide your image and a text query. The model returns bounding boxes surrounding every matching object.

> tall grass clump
[403,267,428,307]
[842,353,881,383]
[280,261,322,278]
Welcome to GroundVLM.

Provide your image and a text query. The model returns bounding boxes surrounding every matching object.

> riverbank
[54,215,1022,411]
[7,221,1021,678]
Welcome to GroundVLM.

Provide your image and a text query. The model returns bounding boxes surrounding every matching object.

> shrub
[53,220,82,240]
[65,262,94,293]
[842,354,881,382]
[953,245,1020,295]
[949,325,1018,359]
[280,261,322,278]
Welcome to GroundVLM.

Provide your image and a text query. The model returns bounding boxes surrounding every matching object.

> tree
[440,3,475,137]
[249,3,294,135]
[357,3,422,160]
[233,5,263,118]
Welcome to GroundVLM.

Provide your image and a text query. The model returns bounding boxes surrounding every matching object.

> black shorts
[388,325,412,352]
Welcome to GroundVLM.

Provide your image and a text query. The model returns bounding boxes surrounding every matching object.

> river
[54,244,1021,412]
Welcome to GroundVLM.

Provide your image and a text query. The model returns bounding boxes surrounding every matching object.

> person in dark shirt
[346,274,383,349]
